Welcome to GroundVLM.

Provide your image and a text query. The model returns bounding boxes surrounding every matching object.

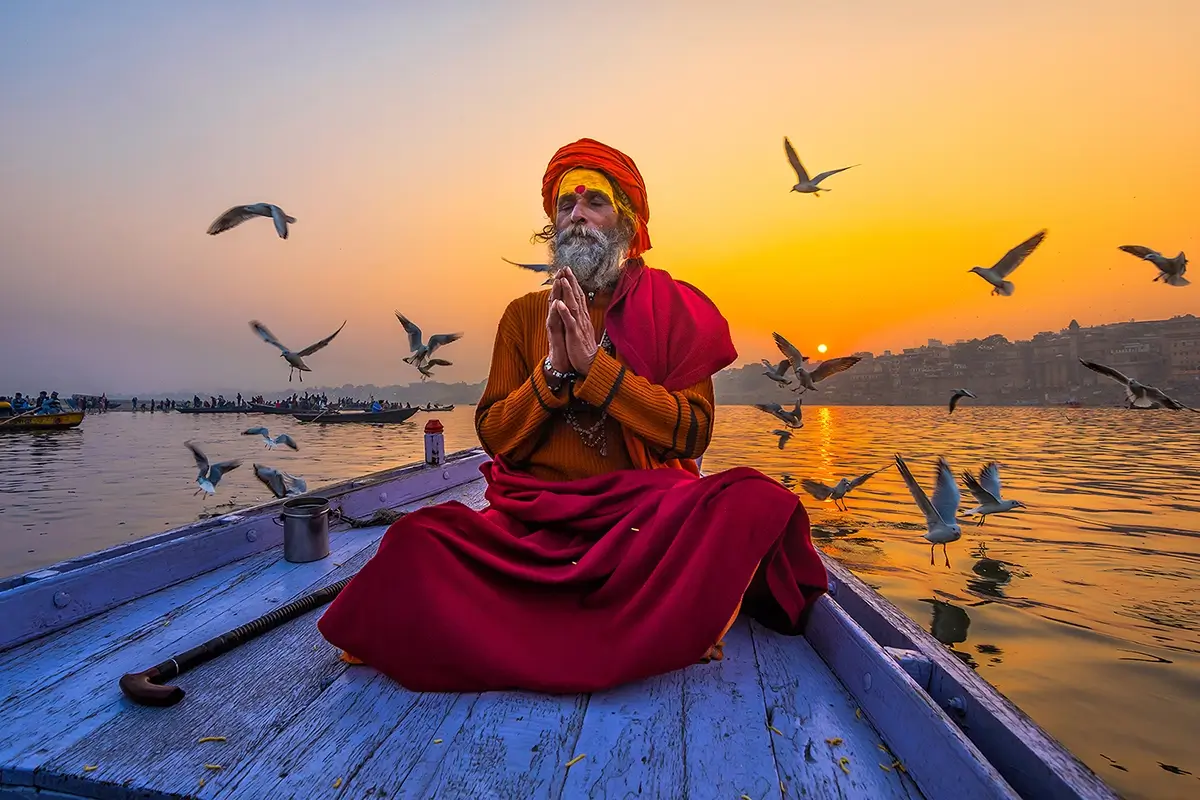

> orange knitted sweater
[475,289,715,481]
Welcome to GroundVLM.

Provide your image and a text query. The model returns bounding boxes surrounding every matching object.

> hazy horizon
[2,1,1196,395]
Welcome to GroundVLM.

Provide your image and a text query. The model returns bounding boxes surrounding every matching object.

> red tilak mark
[574,185,586,194]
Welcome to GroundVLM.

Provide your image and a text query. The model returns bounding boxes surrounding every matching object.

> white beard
[549,223,631,293]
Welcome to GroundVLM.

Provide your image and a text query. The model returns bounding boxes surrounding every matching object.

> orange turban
[541,138,652,258]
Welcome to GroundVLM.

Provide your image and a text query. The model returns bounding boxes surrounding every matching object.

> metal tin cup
[278,496,331,563]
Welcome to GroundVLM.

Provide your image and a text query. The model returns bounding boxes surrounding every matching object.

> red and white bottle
[424,419,446,466]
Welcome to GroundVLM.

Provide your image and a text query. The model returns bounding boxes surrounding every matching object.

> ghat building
[714,315,1200,406]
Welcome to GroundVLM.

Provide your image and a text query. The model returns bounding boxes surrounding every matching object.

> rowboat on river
[290,407,420,425]
[0,410,84,432]
[0,434,1117,799]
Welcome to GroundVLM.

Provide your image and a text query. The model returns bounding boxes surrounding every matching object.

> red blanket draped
[317,458,828,693]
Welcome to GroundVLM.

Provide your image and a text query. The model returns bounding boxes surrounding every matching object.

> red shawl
[317,458,828,693]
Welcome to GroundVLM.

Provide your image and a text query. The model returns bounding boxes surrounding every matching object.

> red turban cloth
[541,138,652,258]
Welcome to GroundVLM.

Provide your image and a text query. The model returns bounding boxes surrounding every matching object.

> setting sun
[817,344,828,354]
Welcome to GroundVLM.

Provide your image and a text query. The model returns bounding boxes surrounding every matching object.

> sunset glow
[817,344,829,355]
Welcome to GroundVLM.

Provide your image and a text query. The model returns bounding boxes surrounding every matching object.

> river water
[2,406,1198,799]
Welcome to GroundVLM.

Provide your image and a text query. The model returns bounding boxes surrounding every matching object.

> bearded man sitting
[318,139,828,693]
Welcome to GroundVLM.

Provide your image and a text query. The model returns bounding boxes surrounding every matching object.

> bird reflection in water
[966,542,1026,600]
[779,472,798,491]
[921,597,978,668]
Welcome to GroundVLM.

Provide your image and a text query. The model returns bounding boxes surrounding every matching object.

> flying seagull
[772,332,861,392]
[1079,359,1197,411]
[968,229,1047,296]
[783,136,857,196]
[242,426,298,450]
[502,257,555,285]
[207,203,295,240]
[949,388,977,414]
[250,319,346,382]
[185,440,242,497]
[395,311,463,367]
[1117,245,1189,287]
[253,463,308,499]
[961,462,1025,525]
[894,454,962,567]
[761,358,794,388]
[800,464,892,511]
[416,358,452,381]
[772,429,793,449]
[755,396,804,428]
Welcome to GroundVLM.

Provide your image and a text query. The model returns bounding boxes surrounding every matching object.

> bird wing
[206,206,257,235]
[772,332,805,369]
[209,460,243,483]
[931,458,962,524]
[297,320,347,356]
[426,332,464,354]
[979,462,1003,500]
[270,205,290,239]
[394,312,423,351]
[276,433,299,450]
[894,454,939,525]
[848,464,891,490]
[800,479,834,501]
[773,428,792,444]
[1143,386,1195,411]
[783,137,809,183]
[253,464,287,498]
[184,440,209,473]
[961,469,998,506]
[1078,359,1131,386]
[810,165,858,184]
[502,257,551,273]
[250,320,288,352]
[243,426,269,436]
[777,357,791,373]
[790,395,804,418]
[948,393,961,413]
[809,356,862,383]
[284,474,308,495]
[992,229,1047,278]
[755,402,784,414]
[425,358,453,367]
[1118,245,1159,260]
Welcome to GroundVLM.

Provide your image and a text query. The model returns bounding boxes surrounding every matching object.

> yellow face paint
[557,168,615,207]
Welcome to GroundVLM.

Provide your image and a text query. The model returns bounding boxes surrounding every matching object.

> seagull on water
[783,136,858,196]
[949,388,977,414]
[761,358,794,388]
[417,358,452,381]
[1117,245,1189,287]
[250,319,346,382]
[185,441,242,497]
[395,311,463,368]
[253,463,308,499]
[207,203,295,240]
[1079,359,1197,411]
[894,454,962,567]
[801,464,892,511]
[242,427,298,450]
[503,257,555,285]
[772,429,793,449]
[772,332,861,392]
[961,462,1025,525]
[968,229,1047,296]
[755,396,804,428]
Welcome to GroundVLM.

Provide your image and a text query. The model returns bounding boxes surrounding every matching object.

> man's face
[549,187,632,292]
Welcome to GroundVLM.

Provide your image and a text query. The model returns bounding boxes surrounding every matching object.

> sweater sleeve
[572,349,715,460]
[474,299,568,460]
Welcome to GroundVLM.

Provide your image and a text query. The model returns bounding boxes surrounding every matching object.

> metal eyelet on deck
[246,529,257,542]
[53,591,71,609]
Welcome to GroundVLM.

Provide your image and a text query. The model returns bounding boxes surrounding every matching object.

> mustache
[555,224,610,246]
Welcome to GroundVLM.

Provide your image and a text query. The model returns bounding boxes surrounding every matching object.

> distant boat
[249,403,300,415]
[290,407,420,424]
[174,406,244,415]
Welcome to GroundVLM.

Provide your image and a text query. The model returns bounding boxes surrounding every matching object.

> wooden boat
[0,410,84,432]
[174,406,246,415]
[248,403,302,415]
[290,407,421,424]
[0,443,1117,799]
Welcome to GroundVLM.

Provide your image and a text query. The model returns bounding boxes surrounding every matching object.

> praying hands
[549,267,599,377]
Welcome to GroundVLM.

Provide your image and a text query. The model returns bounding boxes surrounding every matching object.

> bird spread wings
[185,440,209,474]
[395,312,424,351]
[894,455,939,524]
[962,466,1000,506]
[992,230,1047,278]
[243,426,270,437]
[270,205,291,239]
[297,320,347,357]
[427,332,463,351]
[209,460,242,482]
[1078,359,1132,386]
[931,458,962,524]
[207,206,259,235]
[783,137,809,183]
[801,479,834,501]
[978,462,1003,499]
[250,320,288,352]
[810,165,857,183]
[1144,386,1197,412]
[275,433,299,450]
[424,358,452,368]
[772,332,805,367]
[1118,245,1159,260]
[848,464,890,490]
[809,356,862,383]
[502,257,552,273]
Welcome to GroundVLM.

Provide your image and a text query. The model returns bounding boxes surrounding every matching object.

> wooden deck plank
[34,545,380,800]
[0,527,385,788]
[394,691,589,799]
[682,619,782,800]
[558,668,685,798]
[750,620,923,800]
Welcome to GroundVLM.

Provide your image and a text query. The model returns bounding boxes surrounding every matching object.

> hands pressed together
[545,267,599,381]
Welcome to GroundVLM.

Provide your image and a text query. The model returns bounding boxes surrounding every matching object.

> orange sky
[1,0,1196,394]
